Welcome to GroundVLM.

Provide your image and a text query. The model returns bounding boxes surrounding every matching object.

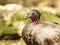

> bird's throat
[31,18,37,22]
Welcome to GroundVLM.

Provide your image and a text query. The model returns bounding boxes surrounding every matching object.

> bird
[22,9,60,45]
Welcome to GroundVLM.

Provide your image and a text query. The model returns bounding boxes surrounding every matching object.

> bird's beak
[24,15,28,19]
[24,14,31,19]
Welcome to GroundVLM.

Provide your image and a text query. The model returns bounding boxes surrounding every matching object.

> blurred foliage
[40,7,60,23]
[0,0,59,8]
[0,5,30,40]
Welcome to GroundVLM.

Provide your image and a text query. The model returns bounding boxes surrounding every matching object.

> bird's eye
[32,13,35,15]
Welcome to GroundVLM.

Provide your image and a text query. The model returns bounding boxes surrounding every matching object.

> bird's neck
[31,17,40,24]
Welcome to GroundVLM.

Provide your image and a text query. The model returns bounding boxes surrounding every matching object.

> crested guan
[22,9,60,45]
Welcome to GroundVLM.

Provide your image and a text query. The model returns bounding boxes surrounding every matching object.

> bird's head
[25,9,41,22]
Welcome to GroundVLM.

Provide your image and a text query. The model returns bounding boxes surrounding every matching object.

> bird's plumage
[22,9,60,45]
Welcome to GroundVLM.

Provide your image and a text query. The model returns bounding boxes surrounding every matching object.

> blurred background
[0,0,60,45]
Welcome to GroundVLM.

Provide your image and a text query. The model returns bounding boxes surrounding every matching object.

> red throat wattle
[31,18,37,22]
